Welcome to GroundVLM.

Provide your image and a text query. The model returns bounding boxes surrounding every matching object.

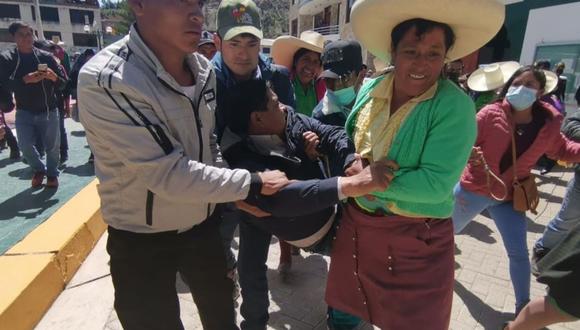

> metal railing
[311,25,340,36]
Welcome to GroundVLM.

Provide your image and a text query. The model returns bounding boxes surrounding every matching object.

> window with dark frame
[0,29,13,43]
[73,32,97,47]
[44,31,62,43]
[346,0,354,23]
[0,4,21,19]
[69,9,94,25]
[31,6,60,23]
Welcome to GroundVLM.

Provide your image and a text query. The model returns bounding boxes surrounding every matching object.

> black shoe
[9,149,20,160]
[88,153,94,163]
[60,154,68,165]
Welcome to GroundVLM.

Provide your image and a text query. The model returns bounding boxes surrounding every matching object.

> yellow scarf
[354,73,437,161]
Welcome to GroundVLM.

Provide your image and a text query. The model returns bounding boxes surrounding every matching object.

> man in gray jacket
[78,1,288,329]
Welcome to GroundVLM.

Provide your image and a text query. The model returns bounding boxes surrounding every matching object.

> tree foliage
[100,0,288,38]
[100,0,135,36]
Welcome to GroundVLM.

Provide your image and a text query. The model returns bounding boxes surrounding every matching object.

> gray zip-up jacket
[78,26,259,233]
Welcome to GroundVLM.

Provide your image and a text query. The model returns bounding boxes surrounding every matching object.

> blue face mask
[506,85,538,111]
[329,86,357,106]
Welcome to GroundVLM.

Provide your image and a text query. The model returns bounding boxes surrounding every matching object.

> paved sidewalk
[35,168,580,330]
[0,119,94,254]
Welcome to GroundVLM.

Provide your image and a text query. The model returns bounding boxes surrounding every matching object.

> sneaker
[31,172,45,188]
[60,154,68,165]
[46,176,59,188]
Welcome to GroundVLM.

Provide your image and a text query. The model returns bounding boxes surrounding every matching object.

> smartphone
[37,63,48,72]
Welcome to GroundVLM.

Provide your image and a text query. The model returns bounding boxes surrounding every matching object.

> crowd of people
[0,22,97,188]
[1,0,580,329]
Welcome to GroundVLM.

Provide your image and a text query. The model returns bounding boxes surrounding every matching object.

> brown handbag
[510,129,540,214]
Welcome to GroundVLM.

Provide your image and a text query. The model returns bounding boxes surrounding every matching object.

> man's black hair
[391,18,455,52]
[225,79,270,135]
[8,21,32,36]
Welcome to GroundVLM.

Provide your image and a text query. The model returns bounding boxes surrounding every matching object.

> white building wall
[519,2,580,65]
[0,1,101,50]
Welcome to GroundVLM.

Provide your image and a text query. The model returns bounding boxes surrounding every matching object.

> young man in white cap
[77,1,288,329]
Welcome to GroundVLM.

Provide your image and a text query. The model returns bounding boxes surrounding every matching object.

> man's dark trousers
[106,211,238,330]
[238,216,272,330]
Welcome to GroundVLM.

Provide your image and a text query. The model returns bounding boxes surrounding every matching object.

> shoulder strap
[510,125,519,183]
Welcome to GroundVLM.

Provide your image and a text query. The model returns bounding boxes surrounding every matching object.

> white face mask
[506,85,538,111]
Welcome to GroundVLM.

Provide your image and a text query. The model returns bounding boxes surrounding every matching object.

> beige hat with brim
[351,0,505,63]
[272,31,325,70]
[543,70,558,95]
[468,61,521,92]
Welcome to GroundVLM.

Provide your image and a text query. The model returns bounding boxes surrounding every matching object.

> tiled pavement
[35,168,580,330]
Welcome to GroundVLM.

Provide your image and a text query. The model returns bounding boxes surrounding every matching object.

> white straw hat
[351,0,505,63]
[543,70,558,95]
[467,61,521,92]
[271,31,324,70]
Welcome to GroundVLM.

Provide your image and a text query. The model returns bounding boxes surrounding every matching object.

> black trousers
[106,213,238,330]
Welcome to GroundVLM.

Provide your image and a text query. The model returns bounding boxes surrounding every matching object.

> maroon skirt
[326,204,455,330]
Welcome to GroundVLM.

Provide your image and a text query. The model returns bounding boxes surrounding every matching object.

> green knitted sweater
[345,75,477,218]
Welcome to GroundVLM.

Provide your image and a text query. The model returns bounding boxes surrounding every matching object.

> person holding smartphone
[0,22,67,188]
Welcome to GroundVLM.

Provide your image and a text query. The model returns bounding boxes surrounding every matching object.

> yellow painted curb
[0,179,105,330]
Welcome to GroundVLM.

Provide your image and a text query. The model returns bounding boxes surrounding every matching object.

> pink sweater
[460,99,580,200]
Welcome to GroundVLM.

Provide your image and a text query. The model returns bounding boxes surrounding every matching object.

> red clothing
[315,78,326,102]
[326,204,454,330]
[461,99,580,200]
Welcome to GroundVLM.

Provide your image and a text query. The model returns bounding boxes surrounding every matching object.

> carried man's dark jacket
[212,52,296,142]
[220,107,356,244]
[0,47,67,112]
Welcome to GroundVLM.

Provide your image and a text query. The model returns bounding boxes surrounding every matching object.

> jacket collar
[126,24,212,93]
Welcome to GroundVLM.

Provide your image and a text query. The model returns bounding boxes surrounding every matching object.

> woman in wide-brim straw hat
[272,31,325,116]
[324,0,504,329]
[271,31,326,276]
[468,61,521,111]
